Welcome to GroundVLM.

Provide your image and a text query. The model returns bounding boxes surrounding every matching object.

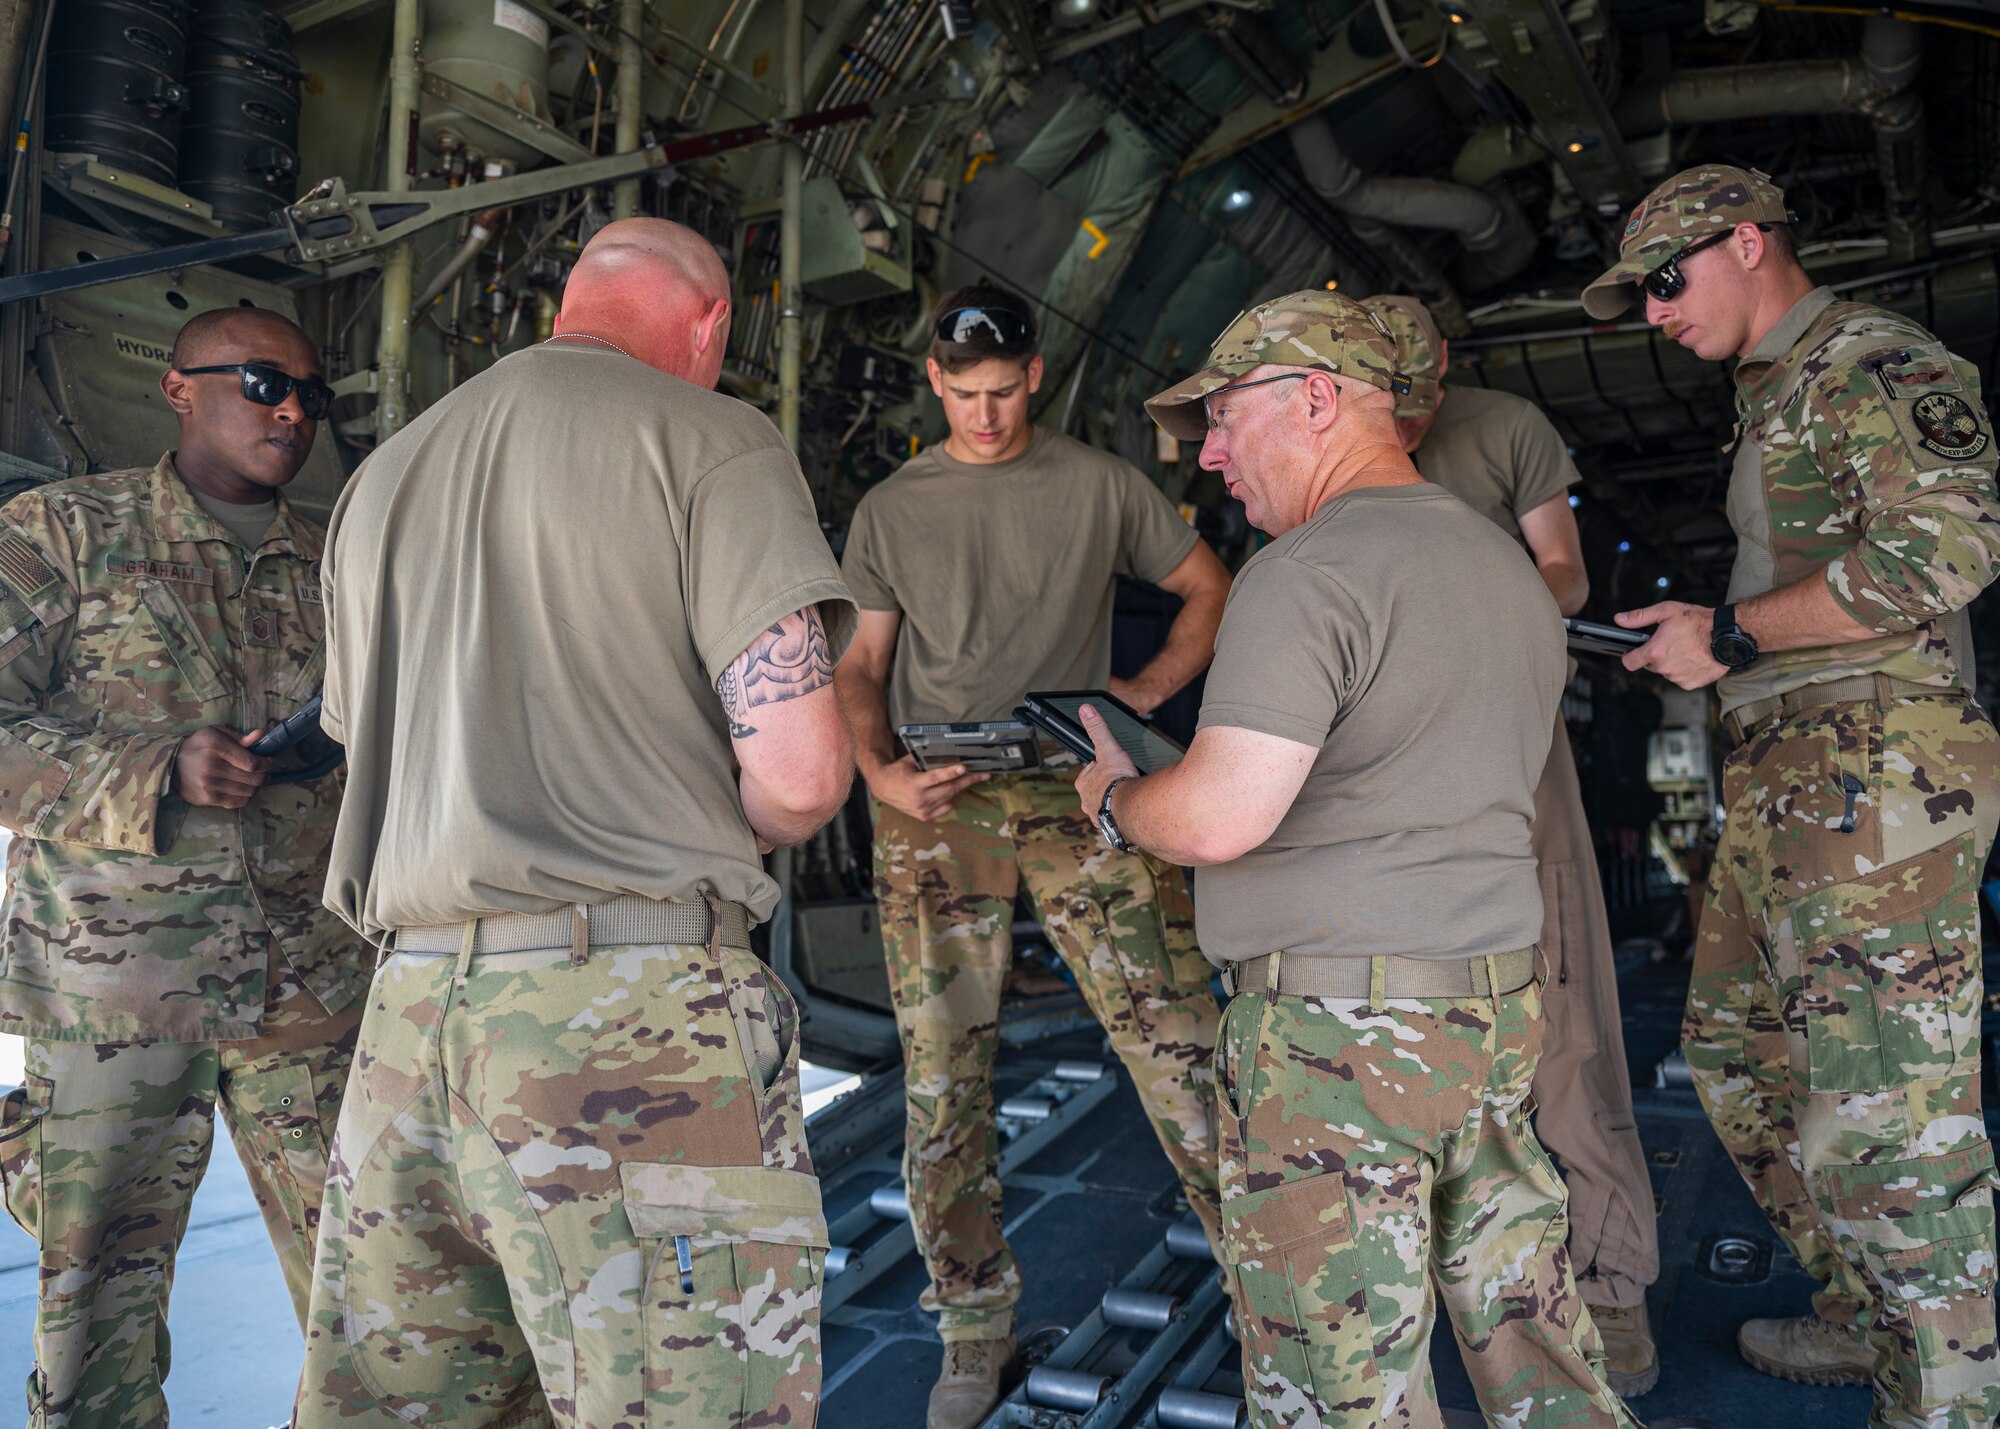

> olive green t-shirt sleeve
[685,448,856,681]
[1196,555,1370,749]
[1507,401,1581,522]
[1118,463,1200,585]
[838,494,901,612]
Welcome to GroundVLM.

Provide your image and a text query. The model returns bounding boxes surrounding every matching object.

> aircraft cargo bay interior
[0,0,1996,1426]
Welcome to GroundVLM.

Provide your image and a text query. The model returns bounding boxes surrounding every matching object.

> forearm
[1738,569,1875,652]
[832,664,898,777]
[1119,588,1225,714]
[1539,561,1588,617]
[0,709,179,850]
[1103,766,1219,866]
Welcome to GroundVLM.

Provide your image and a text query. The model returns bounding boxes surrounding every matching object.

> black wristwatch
[1711,603,1760,671]
[1098,775,1136,853]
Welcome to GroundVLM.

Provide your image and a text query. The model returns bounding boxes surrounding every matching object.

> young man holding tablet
[834,283,1233,1429]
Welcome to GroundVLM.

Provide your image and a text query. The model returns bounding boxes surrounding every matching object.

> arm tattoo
[717,605,834,738]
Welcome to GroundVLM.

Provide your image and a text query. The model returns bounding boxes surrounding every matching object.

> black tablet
[1565,618,1650,656]
[898,721,1042,773]
[1017,691,1186,775]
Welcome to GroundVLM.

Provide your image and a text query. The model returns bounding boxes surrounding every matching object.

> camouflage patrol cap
[1581,165,1793,320]
[1145,289,1411,441]
[1361,295,1444,418]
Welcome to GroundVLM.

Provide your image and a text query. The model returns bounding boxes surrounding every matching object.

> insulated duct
[1287,115,1536,308]
[1455,18,1927,257]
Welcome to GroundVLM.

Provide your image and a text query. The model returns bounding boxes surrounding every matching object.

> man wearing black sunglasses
[0,305,369,1428]
[1588,165,2000,1421]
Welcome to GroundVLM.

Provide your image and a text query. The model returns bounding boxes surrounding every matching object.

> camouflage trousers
[1684,694,2000,1429]
[0,965,360,1429]
[1216,970,1635,1429]
[872,768,1223,1342]
[293,929,827,1429]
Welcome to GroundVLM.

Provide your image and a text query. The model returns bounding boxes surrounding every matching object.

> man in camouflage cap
[1599,165,2000,1425]
[0,307,366,1428]
[1366,292,1662,1397]
[1107,289,1634,1427]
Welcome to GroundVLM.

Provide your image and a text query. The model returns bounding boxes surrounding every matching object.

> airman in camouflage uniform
[1093,291,1636,1428]
[0,308,367,1428]
[835,282,1234,1427]
[1593,165,2000,1427]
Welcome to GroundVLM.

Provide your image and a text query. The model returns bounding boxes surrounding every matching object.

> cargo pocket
[1220,1173,1362,1423]
[1790,836,1977,1093]
[0,1075,50,1240]
[245,1062,331,1237]
[1817,1143,1998,1411]
[622,1162,829,1429]
[719,948,811,1172]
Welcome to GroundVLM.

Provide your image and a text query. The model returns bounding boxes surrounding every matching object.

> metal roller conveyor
[1155,1388,1247,1429]
[997,1094,1055,1121]
[1053,1059,1109,1081]
[1100,1287,1180,1331]
[1024,1366,1112,1412]
[867,1183,911,1220]
[824,1246,853,1278]
[1164,1216,1215,1261]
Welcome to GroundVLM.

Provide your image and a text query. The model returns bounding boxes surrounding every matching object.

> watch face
[1713,631,1758,669]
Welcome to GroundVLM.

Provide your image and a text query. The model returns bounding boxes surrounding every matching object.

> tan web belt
[1723,673,1964,744]
[1222,946,1536,1002]
[393,894,751,958]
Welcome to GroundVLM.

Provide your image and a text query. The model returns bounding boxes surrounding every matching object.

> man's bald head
[555,219,733,386]
[170,306,313,372]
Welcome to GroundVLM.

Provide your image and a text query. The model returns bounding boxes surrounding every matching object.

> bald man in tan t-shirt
[1366,294,1660,1398]
[293,220,856,1429]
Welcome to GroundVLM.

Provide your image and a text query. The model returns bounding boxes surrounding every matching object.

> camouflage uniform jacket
[1721,286,2000,712]
[0,454,365,1044]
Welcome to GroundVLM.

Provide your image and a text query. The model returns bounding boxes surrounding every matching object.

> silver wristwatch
[1098,775,1136,852]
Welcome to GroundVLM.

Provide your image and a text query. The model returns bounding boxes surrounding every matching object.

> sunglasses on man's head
[934,305,1035,347]
[1641,227,1758,303]
[176,362,335,421]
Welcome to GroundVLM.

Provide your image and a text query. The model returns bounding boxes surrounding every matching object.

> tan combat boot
[1590,1301,1659,1397]
[927,1335,1015,1429]
[1737,1313,1874,1386]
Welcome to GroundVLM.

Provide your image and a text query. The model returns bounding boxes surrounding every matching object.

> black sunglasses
[935,305,1035,347]
[176,362,335,420]
[1641,229,1744,303]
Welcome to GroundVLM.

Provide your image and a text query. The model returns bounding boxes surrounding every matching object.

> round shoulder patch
[1910,392,1991,461]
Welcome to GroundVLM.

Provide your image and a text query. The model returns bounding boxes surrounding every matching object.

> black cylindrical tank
[179,0,300,231]
[43,0,195,188]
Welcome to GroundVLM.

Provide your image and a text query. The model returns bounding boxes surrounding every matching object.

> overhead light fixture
[1223,188,1253,212]
[1323,279,1338,290]
[1568,494,1581,509]
[1567,141,1585,154]
[1051,0,1098,27]
[1617,540,1631,553]
[1655,575,1671,589]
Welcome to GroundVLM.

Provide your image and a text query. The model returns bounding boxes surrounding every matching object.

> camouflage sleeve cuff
[37,731,182,853]
[1826,491,2000,632]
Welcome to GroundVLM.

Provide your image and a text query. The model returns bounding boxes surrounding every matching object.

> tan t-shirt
[1411,385,1578,550]
[190,487,278,550]
[1194,482,1563,963]
[319,343,856,941]
[841,427,1198,725]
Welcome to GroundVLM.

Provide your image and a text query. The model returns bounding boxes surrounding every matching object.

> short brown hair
[929,282,1037,373]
